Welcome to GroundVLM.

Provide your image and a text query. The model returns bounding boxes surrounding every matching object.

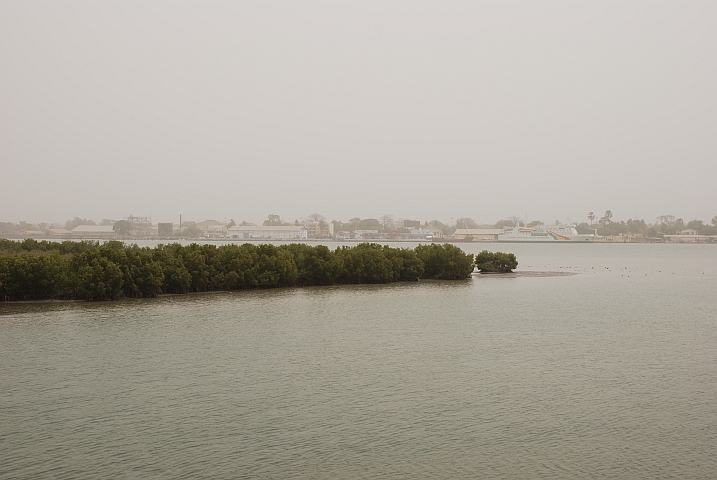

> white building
[453,228,504,240]
[227,225,308,240]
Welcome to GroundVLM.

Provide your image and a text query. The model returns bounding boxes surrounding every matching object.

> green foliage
[426,220,452,235]
[455,218,478,229]
[71,251,124,300]
[628,219,648,234]
[263,214,290,226]
[0,241,487,301]
[331,218,387,233]
[0,254,70,300]
[652,215,685,235]
[594,218,650,236]
[384,246,424,281]
[597,221,627,236]
[494,219,515,229]
[474,250,518,273]
[356,218,382,231]
[684,219,717,235]
[0,222,19,236]
[113,220,133,236]
[599,210,613,226]
[255,244,298,287]
[335,243,395,283]
[285,244,338,286]
[154,245,191,293]
[0,238,98,256]
[414,244,474,280]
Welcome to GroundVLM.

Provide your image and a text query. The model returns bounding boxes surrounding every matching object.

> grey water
[1,244,716,479]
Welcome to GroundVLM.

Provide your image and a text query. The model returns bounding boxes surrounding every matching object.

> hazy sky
[1,1,715,226]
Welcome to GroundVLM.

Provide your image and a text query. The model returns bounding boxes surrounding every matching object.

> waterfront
[1,244,715,478]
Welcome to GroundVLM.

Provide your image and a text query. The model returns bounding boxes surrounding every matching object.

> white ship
[497,224,594,242]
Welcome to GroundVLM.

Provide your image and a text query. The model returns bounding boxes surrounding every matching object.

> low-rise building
[664,234,715,243]
[197,220,224,235]
[304,221,334,238]
[354,229,381,239]
[335,231,363,240]
[597,234,646,243]
[227,225,308,240]
[453,228,503,241]
[48,228,72,237]
[71,225,117,238]
[206,224,227,238]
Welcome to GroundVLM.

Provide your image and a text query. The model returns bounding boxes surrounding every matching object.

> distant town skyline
[2,208,716,230]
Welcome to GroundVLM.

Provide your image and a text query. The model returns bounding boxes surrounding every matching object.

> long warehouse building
[227,225,308,240]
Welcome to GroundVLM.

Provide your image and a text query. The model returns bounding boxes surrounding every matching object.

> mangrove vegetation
[474,250,518,273]
[0,239,479,302]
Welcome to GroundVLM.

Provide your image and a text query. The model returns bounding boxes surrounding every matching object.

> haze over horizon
[2,1,715,226]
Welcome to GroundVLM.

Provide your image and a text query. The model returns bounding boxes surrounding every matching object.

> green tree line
[576,215,717,237]
[0,240,478,302]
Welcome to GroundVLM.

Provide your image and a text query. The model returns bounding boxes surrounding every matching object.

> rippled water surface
[1,244,716,478]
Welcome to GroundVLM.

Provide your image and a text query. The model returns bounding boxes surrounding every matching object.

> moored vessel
[497,225,593,242]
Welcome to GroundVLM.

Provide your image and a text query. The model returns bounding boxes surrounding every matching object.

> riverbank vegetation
[574,212,717,237]
[0,239,477,302]
[474,250,518,273]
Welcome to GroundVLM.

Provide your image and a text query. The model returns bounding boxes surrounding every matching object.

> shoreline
[2,236,713,244]
[0,271,586,305]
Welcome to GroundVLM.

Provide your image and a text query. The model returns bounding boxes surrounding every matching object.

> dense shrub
[284,244,338,286]
[0,240,480,301]
[71,252,124,301]
[474,250,518,273]
[0,254,70,300]
[415,244,475,279]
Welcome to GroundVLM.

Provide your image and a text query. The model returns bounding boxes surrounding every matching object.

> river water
[1,243,715,478]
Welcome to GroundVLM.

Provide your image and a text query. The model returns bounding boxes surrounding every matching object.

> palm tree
[588,212,595,225]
